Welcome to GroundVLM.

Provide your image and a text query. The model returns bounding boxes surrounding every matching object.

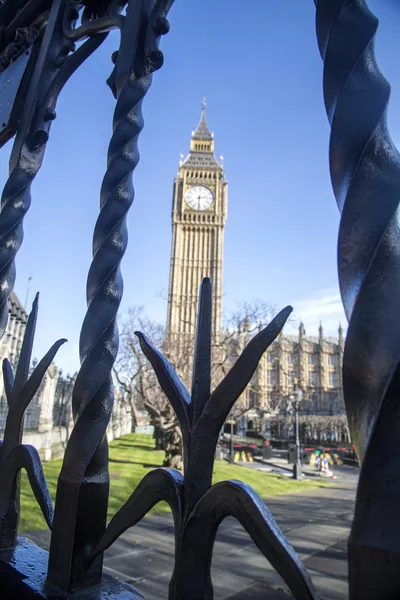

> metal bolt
[153,17,170,35]
[68,6,80,20]
[32,130,49,149]
[111,51,118,65]
[43,108,57,122]
[144,50,164,75]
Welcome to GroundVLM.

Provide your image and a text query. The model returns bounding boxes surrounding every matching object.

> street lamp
[226,419,235,463]
[292,382,303,480]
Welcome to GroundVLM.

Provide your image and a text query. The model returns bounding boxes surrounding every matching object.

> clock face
[185,186,214,211]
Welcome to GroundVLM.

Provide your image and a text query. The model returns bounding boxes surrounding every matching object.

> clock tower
[166,102,227,345]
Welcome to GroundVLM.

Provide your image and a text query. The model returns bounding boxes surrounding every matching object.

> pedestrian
[315,450,321,470]
[322,454,335,478]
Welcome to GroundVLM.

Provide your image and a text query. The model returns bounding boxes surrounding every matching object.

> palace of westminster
[166,102,345,422]
[0,104,345,459]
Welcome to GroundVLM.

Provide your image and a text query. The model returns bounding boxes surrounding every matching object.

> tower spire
[192,98,213,140]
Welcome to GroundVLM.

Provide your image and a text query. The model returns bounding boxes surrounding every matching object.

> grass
[20,433,324,532]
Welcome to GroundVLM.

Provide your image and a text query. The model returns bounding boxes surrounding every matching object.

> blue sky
[1,0,399,374]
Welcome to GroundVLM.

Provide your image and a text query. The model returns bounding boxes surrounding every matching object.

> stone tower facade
[166,102,227,344]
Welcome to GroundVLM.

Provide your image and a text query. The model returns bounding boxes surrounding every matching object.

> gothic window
[288,370,296,384]
[248,390,256,408]
[267,353,275,364]
[212,216,215,222]
[329,371,338,387]
[327,392,339,413]
[267,370,277,385]
[328,354,337,366]
[289,353,297,365]
[308,371,317,386]
[308,354,317,365]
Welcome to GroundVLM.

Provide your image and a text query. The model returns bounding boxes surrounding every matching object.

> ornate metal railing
[0,0,398,598]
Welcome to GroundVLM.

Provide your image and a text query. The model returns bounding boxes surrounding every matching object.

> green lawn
[20,433,324,532]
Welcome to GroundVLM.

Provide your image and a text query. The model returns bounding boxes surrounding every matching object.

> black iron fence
[0,1,398,599]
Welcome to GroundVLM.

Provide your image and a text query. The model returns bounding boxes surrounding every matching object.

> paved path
[25,475,357,599]
[248,457,359,482]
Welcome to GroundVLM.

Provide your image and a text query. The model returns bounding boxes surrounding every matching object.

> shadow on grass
[111,442,157,452]
[109,459,161,469]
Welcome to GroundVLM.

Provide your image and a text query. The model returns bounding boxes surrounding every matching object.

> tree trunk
[162,423,183,471]
[153,424,164,450]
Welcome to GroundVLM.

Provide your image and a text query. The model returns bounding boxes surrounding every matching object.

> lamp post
[229,421,234,464]
[225,419,235,464]
[292,383,303,480]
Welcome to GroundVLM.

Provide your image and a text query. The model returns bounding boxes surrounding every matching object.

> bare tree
[114,306,164,430]
[114,298,283,468]
[114,307,186,468]
[268,414,349,444]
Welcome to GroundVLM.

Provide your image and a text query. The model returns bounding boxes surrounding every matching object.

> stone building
[236,320,344,418]
[0,291,28,371]
[166,104,345,434]
[0,292,133,460]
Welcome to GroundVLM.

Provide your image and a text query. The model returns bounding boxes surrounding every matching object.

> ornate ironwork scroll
[314,0,400,597]
[0,294,65,548]
[0,0,118,339]
[90,278,319,600]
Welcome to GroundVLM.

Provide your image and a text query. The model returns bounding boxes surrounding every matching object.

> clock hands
[185,186,213,210]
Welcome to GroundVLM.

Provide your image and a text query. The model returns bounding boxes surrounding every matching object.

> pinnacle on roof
[192,98,213,140]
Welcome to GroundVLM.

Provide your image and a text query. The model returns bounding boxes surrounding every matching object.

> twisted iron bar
[48,68,149,593]
[47,1,173,591]
[0,0,113,340]
[0,0,64,340]
[0,153,38,339]
[315,0,400,596]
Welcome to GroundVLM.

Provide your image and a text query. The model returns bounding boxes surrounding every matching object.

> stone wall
[0,362,133,461]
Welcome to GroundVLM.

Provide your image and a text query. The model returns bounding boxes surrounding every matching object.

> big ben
[166,101,227,344]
